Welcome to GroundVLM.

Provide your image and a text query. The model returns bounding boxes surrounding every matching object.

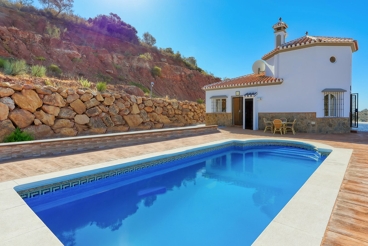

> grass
[48,64,62,75]
[3,128,34,142]
[4,59,28,76]
[78,77,91,88]
[139,53,153,61]
[96,81,107,92]
[31,65,46,77]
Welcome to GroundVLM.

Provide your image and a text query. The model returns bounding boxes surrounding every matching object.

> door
[350,93,358,128]
[244,99,253,129]
[232,97,243,125]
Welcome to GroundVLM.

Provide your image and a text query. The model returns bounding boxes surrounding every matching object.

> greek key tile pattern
[17,140,328,199]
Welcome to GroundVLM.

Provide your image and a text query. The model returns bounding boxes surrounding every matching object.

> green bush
[48,64,62,75]
[78,77,91,88]
[31,65,46,77]
[0,57,7,68]
[151,66,161,77]
[139,53,153,61]
[4,59,28,76]
[3,128,34,142]
[96,82,107,92]
[197,98,204,104]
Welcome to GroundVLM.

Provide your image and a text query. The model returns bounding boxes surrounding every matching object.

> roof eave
[204,81,283,91]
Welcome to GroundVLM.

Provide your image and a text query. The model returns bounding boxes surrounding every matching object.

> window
[212,98,226,112]
[323,91,344,117]
[330,56,336,63]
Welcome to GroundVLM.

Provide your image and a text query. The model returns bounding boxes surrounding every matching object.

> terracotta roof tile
[203,73,283,90]
[262,35,358,60]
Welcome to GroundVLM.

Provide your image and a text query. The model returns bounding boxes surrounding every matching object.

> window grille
[211,98,226,112]
[323,91,344,117]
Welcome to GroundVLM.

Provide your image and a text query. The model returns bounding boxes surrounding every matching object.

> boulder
[96,93,104,102]
[0,102,9,120]
[75,123,89,132]
[107,125,129,133]
[66,94,80,103]
[115,99,126,110]
[111,115,125,125]
[119,108,130,116]
[0,87,14,97]
[54,128,78,136]
[34,110,55,126]
[148,112,160,122]
[130,103,140,114]
[123,115,143,127]
[155,107,163,114]
[43,93,66,107]
[59,90,68,98]
[153,123,164,129]
[144,100,153,107]
[12,89,42,113]
[23,125,54,139]
[144,106,153,113]
[159,115,171,124]
[88,117,107,134]
[52,119,74,129]
[80,93,93,102]
[98,104,109,113]
[74,114,90,125]
[0,97,15,110]
[86,106,102,117]
[140,110,149,122]
[67,88,76,95]
[58,108,76,119]
[85,98,100,109]
[35,87,52,95]
[137,97,143,104]
[108,104,119,115]
[0,120,15,142]
[42,105,60,116]
[70,99,86,114]
[34,119,42,126]
[9,83,23,91]
[101,113,114,127]
[8,109,35,128]
[171,101,179,109]
[103,96,115,106]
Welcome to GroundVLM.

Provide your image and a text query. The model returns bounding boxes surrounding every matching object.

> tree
[13,0,34,6]
[142,32,156,46]
[38,0,73,17]
[184,57,197,67]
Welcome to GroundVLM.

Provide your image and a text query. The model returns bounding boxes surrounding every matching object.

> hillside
[359,109,368,122]
[0,4,220,101]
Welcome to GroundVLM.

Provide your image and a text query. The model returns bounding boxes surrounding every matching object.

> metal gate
[350,93,358,128]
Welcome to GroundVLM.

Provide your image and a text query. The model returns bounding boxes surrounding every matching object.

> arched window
[323,89,345,117]
[324,94,336,117]
[276,35,282,47]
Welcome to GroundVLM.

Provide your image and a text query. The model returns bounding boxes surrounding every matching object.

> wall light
[235,91,240,96]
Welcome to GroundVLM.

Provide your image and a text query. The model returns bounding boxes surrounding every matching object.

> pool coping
[0,138,352,245]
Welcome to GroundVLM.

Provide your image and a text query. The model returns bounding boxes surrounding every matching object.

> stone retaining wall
[258,112,350,133]
[0,82,207,141]
[205,113,232,126]
[0,125,218,161]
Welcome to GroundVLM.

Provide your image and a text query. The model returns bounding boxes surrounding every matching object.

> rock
[52,119,74,129]
[102,92,111,98]
[60,90,68,98]
[0,102,9,120]
[119,108,130,116]
[44,86,58,92]
[23,84,35,90]
[0,87,15,97]
[123,86,145,97]
[137,97,143,104]
[0,120,15,142]
[77,89,85,95]
[96,93,104,102]
[42,105,60,116]
[138,104,145,110]
[101,113,114,127]
[159,115,171,124]
[34,119,42,126]
[88,117,107,134]
[43,93,66,107]
[85,98,100,109]
[34,110,55,126]
[144,106,153,113]
[9,83,23,91]
[123,115,143,127]
[130,124,151,131]
[111,115,125,125]
[108,104,119,115]
[75,123,89,132]
[67,88,75,95]
[70,99,86,114]
[98,104,109,113]
[176,115,186,124]
[58,107,76,119]
[107,125,129,133]
[130,95,137,103]
[148,112,160,122]
[12,89,42,113]
[103,96,115,106]
[0,82,10,88]
[153,123,164,129]
[0,97,15,110]
[144,100,153,107]
[66,94,80,103]
[8,109,35,128]
[54,128,78,136]
[80,93,93,102]
[115,99,126,110]
[155,107,163,114]
[171,101,179,109]
[130,103,140,114]
[140,110,149,122]
[86,106,102,117]
[36,87,52,95]
[74,114,90,124]
[23,125,54,139]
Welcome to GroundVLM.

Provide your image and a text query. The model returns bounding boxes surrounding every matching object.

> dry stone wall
[0,82,206,141]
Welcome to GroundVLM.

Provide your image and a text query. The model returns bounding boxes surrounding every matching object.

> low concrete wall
[0,125,218,162]
[205,113,232,126]
[258,112,350,133]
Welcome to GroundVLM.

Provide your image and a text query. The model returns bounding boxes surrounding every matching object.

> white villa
[203,19,359,133]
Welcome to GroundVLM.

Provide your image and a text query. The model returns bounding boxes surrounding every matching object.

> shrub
[3,128,34,142]
[142,32,156,46]
[139,53,153,61]
[45,23,61,39]
[96,81,107,92]
[197,98,204,104]
[0,57,7,68]
[44,80,54,86]
[31,65,46,77]
[151,66,161,77]
[48,64,62,75]
[78,77,91,88]
[4,59,28,76]
[35,56,46,61]
[129,82,150,94]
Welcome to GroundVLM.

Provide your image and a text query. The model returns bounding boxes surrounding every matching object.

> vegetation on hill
[358,109,368,122]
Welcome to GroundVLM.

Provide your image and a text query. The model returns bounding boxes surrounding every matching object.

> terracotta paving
[1,127,368,245]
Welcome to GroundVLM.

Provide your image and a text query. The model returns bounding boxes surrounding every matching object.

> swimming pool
[18,140,328,245]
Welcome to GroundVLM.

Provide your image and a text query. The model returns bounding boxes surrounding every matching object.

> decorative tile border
[17,140,329,199]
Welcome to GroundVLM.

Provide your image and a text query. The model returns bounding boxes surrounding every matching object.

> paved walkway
[1,127,367,245]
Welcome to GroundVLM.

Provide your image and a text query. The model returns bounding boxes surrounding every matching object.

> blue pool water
[23,145,326,246]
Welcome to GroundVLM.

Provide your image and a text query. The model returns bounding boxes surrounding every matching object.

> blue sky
[69,0,367,109]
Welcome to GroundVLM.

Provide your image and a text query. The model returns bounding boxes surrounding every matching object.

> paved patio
[1,127,367,245]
